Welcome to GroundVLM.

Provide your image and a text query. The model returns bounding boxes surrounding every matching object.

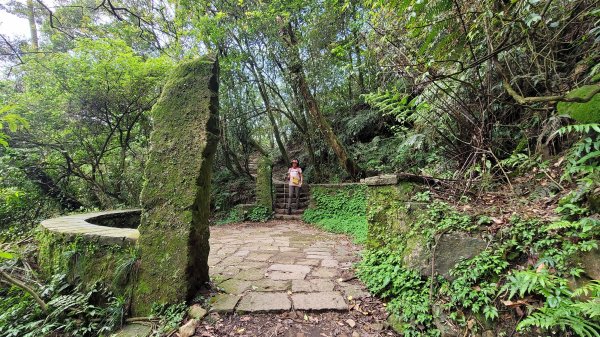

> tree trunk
[282,22,363,179]
[247,60,290,164]
[26,0,38,50]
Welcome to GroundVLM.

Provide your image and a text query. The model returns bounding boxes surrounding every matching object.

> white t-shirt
[288,167,302,186]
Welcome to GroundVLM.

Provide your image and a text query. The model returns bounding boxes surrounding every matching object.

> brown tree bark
[281,22,363,179]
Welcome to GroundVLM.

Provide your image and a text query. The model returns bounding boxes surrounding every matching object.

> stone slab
[236,292,291,313]
[111,323,152,337]
[132,58,219,315]
[310,267,338,278]
[267,264,311,280]
[219,278,251,294]
[292,279,335,292]
[210,294,241,313]
[235,268,266,281]
[291,292,347,311]
[251,279,291,292]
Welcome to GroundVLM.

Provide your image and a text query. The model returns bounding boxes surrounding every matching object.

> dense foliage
[302,185,368,243]
[357,173,600,335]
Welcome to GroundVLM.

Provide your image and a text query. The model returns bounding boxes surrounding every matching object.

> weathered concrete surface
[236,292,292,312]
[132,57,220,315]
[209,222,369,312]
[361,174,398,186]
[291,292,347,310]
[37,209,141,297]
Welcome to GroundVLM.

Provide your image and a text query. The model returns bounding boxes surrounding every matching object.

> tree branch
[0,270,48,314]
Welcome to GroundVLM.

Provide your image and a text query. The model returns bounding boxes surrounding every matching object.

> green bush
[302,185,367,243]
[247,205,271,222]
[357,247,435,337]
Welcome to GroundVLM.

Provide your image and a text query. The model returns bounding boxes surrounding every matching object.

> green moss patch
[302,184,367,243]
[557,85,600,123]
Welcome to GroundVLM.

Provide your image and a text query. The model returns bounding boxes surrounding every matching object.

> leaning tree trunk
[26,0,38,50]
[247,59,290,164]
[282,22,362,179]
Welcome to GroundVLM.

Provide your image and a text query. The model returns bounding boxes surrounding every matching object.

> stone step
[275,202,309,208]
[274,208,304,215]
[275,193,309,199]
[275,186,310,192]
[274,214,303,221]
[275,199,309,205]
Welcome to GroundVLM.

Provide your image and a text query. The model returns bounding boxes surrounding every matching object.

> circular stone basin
[40,209,141,246]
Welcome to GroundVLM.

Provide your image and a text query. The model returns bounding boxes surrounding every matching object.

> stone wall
[365,177,487,278]
[37,210,140,296]
[132,57,219,315]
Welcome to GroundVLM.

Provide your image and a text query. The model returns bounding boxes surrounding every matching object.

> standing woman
[285,159,303,214]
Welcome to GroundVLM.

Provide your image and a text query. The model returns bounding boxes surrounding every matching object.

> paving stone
[112,323,153,337]
[237,261,268,269]
[306,254,331,259]
[292,279,335,292]
[251,279,291,292]
[219,279,251,294]
[339,283,370,299]
[209,223,366,313]
[279,247,299,252]
[311,267,338,278]
[296,259,321,266]
[321,259,339,267]
[267,264,311,280]
[291,292,347,311]
[233,250,250,257]
[210,294,241,313]
[220,256,245,265]
[246,252,275,261]
[235,268,266,281]
[236,292,291,312]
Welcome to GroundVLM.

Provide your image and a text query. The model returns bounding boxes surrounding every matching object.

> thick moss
[366,183,424,249]
[132,57,219,316]
[255,156,273,211]
[557,85,600,123]
[36,228,136,296]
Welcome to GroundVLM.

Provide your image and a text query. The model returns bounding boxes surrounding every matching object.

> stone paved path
[208,221,370,313]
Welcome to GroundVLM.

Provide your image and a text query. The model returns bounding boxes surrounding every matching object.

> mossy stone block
[36,228,135,296]
[132,57,219,315]
[366,183,422,249]
[256,156,273,211]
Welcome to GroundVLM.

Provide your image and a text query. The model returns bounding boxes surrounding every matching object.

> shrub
[302,185,367,243]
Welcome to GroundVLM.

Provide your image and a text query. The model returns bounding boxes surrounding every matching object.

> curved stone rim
[40,209,141,245]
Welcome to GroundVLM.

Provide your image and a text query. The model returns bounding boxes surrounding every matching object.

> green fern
[555,123,600,181]
[503,271,600,336]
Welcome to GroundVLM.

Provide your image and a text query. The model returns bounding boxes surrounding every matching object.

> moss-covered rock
[37,228,136,297]
[132,57,220,315]
[366,183,423,249]
[557,85,600,123]
[255,156,273,211]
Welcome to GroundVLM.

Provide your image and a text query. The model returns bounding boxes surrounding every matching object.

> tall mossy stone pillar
[132,57,219,316]
[256,156,273,211]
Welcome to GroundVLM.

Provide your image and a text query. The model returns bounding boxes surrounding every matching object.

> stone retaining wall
[37,209,140,295]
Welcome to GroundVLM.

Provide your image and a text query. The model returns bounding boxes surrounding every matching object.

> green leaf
[0,251,15,259]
